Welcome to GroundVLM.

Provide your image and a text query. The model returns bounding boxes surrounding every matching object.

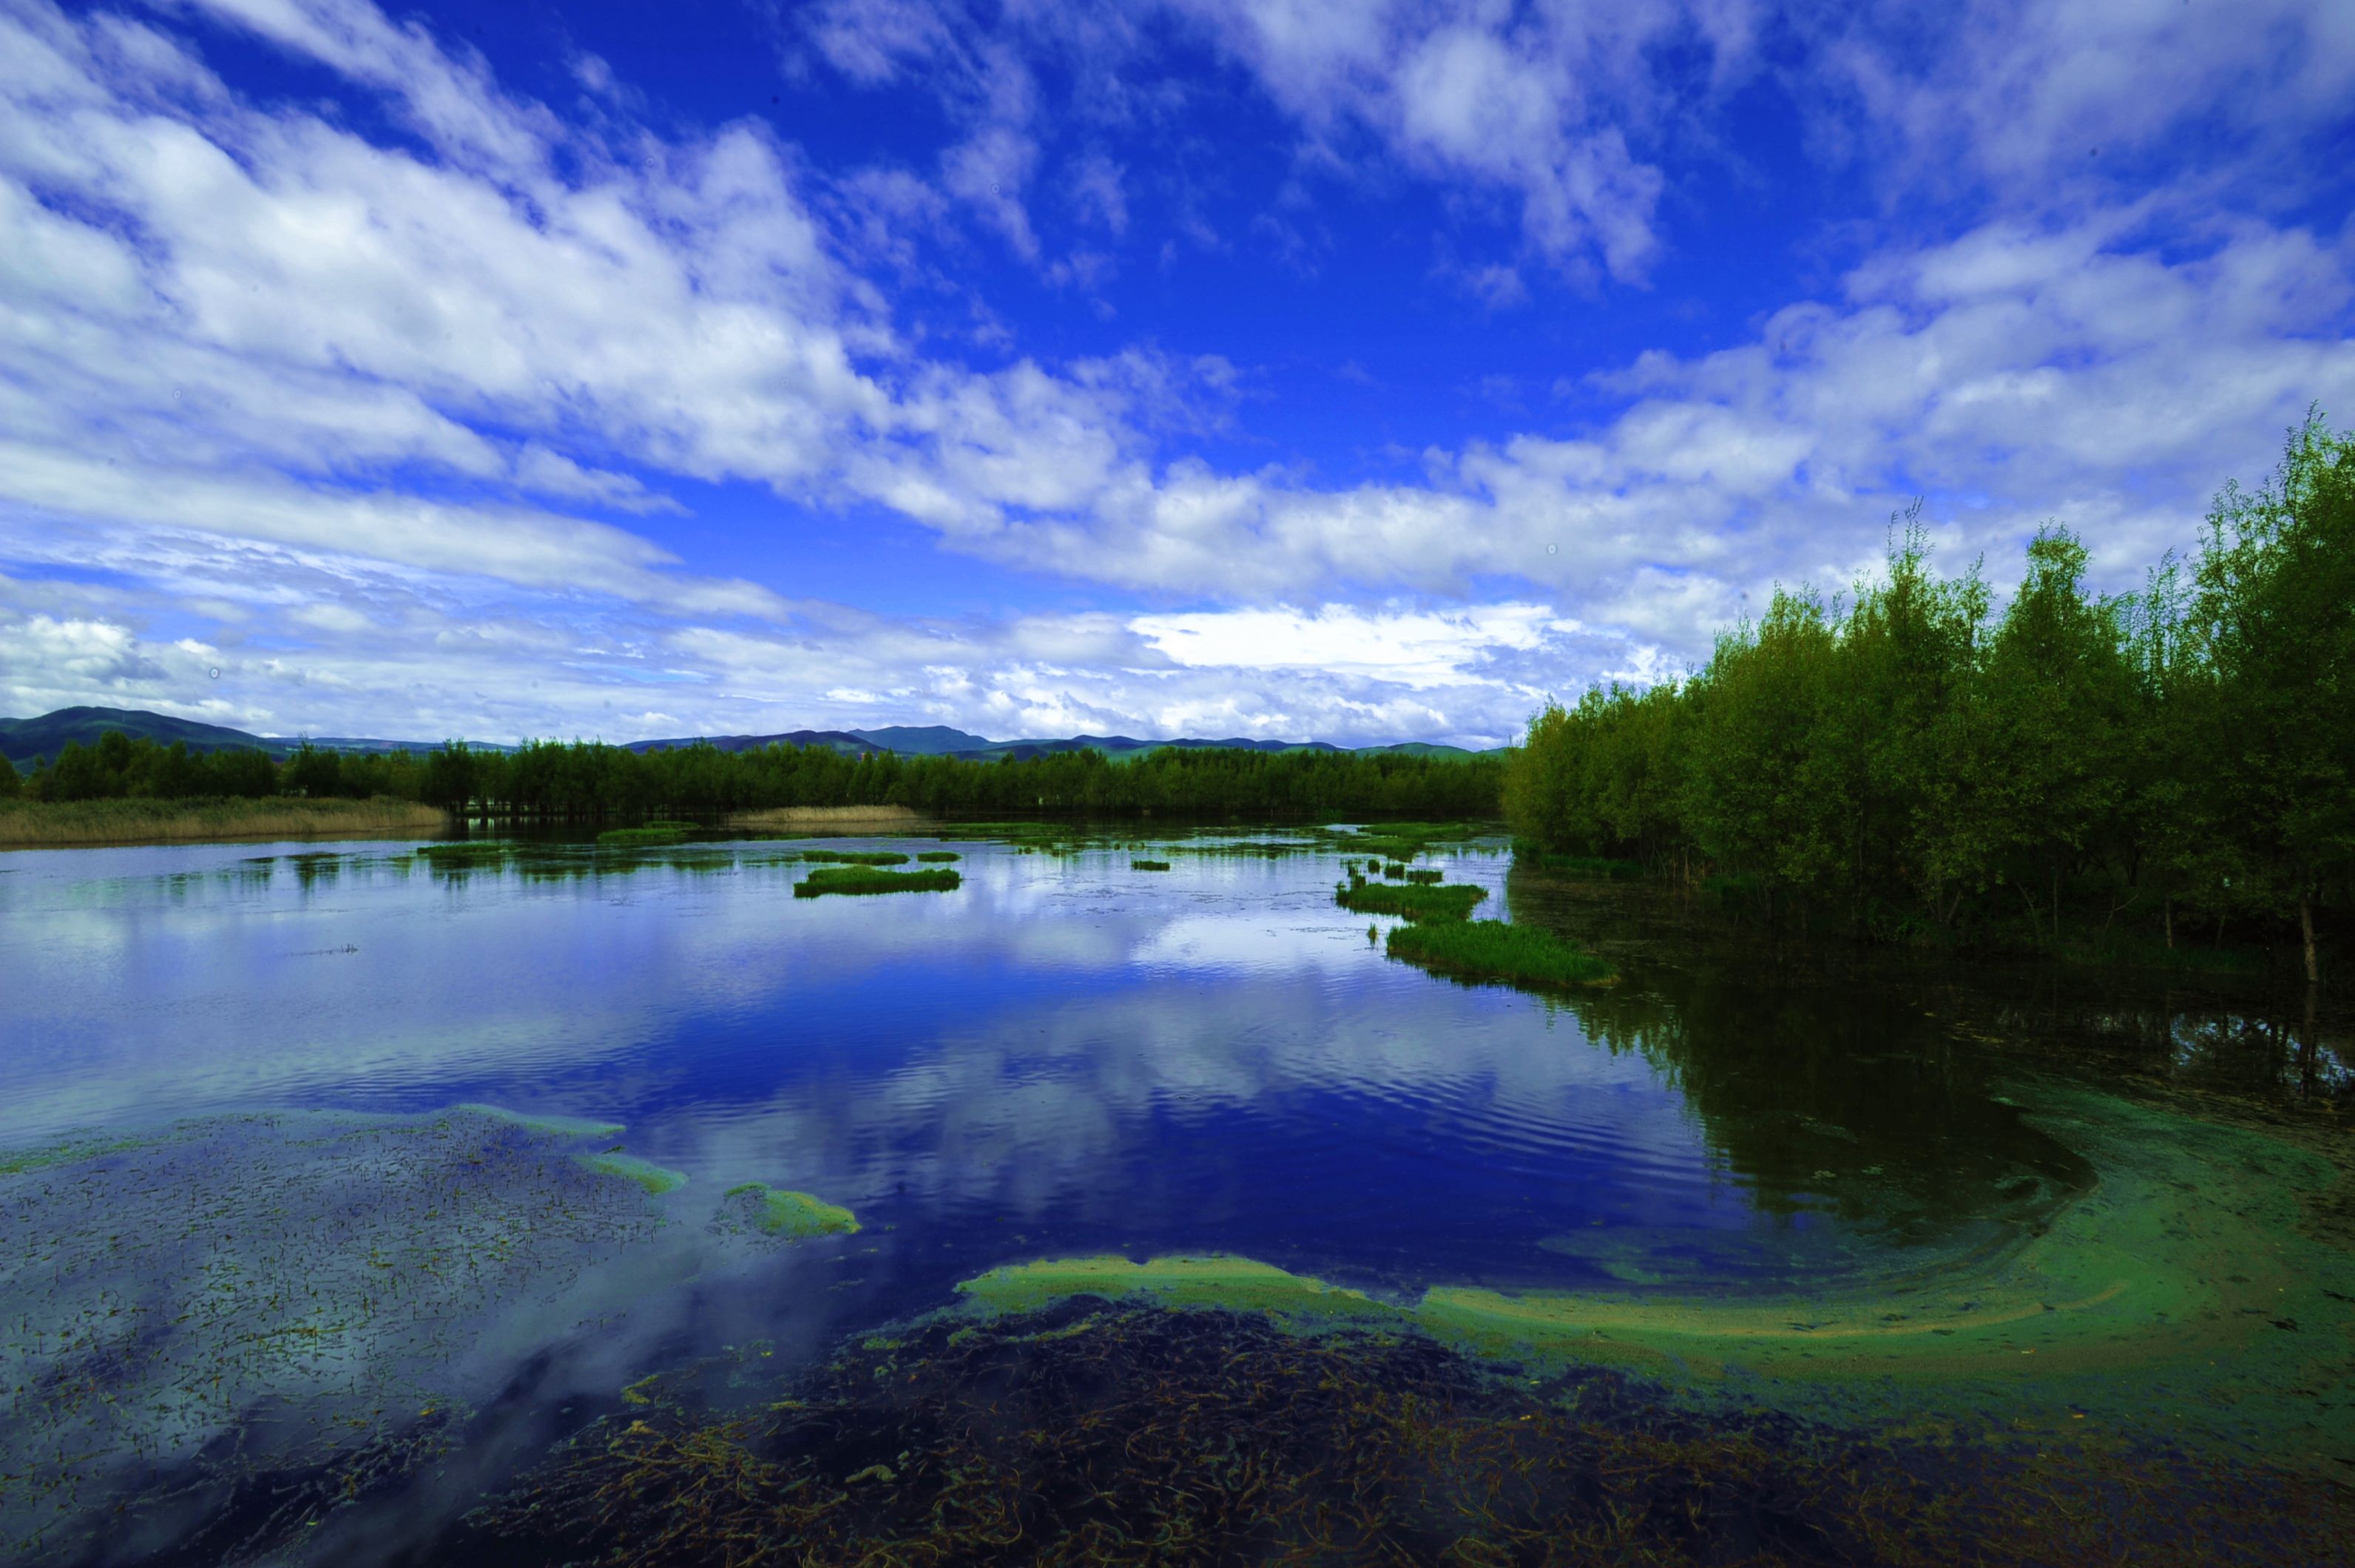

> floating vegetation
[800,849,912,866]
[793,865,962,898]
[1334,879,1487,922]
[459,1298,2353,1567]
[596,826,686,848]
[722,1183,859,1237]
[1386,916,1615,990]
[1382,859,1410,877]
[578,1152,689,1195]
[0,1106,678,1563]
[914,851,960,862]
[1130,858,1172,871]
[1403,866,1443,884]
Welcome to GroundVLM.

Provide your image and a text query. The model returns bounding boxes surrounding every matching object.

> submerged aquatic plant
[1386,916,1613,990]
[792,865,961,898]
[459,1299,2351,1568]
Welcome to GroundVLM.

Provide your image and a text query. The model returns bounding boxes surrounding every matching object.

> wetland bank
[1,825,2349,1564]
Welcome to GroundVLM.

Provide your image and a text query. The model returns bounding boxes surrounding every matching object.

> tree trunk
[2301,982,2320,1098]
[2164,897,2174,950]
[2012,877,2042,942]
[2301,892,2319,985]
[2051,869,2061,950]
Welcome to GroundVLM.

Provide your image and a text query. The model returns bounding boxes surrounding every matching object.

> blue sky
[1,0,2351,746]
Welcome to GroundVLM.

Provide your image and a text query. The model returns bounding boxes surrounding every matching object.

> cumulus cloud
[4,0,2351,748]
[0,561,1586,746]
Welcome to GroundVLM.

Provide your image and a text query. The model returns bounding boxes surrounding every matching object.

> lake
[3,827,2349,1564]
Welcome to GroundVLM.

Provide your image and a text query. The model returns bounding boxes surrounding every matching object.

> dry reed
[0,797,447,849]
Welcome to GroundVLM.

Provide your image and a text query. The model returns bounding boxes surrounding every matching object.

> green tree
[1681,589,1845,916]
[283,742,343,798]
[1969,527,2132,943]
[2188,412,2355,981]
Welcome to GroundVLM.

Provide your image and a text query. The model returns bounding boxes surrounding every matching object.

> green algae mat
[956,1078,2355,1481]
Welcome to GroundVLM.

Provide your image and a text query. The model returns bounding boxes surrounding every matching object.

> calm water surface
[1,831,2068,1307]
[7,827,2332,1561]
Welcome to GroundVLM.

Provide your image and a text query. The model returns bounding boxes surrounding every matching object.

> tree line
[5,727,1501,823]
[1504,414,2354,980]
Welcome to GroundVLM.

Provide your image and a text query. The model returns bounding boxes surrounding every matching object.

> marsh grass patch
[793,866,960,898]
[1386,917,1615,991]
[1334,879,1487,922]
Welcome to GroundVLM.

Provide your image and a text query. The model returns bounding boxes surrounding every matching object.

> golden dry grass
[729,804,930,830]
[0,797,448,849]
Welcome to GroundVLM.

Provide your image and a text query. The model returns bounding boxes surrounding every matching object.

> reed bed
[792,865,960,898]
[0,797,446,849]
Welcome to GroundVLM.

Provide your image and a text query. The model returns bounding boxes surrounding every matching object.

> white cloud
[1815,0,2355,199]
[4,0,2352,750]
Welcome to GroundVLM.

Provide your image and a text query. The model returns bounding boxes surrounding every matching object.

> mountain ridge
[1,706,1499,766]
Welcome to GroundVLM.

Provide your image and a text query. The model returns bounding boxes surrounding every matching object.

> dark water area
[1,828,2348,1564]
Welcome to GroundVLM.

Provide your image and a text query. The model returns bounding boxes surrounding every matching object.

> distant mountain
[625,729,879,757]
[0,707,513,766]
[846,725,994,754]
[2,706,1501,770]
[0,706,275,765]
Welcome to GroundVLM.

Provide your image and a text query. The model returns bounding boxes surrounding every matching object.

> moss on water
[723,1183,859,1237]
[953,1082,2355,1477]
[959,1254,1391,1325]
[576,1152,689,1196]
